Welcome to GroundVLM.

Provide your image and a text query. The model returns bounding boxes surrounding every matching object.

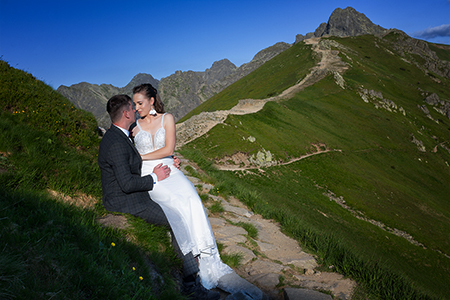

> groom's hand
[153,163,171,182]
[172,156,181,170]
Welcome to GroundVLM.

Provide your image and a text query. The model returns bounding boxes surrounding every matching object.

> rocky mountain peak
[296,6,387,43]
[121,73,159,95]
[204,59,237,84]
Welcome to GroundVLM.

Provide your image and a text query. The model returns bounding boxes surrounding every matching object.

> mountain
[57,43,289,128]
[57,73,158,128]
[295,6,387,42]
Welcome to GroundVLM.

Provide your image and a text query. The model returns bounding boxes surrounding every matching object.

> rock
[286,257,318,270]
[220,200,254,218]
[411,134,426,152]
[418,104,430,115]
[225,291,255,300]
[96,214,129,230]
[304,269,315,276]
[255,240,277,252]
[284,288,333,300]
[214,226,248,246]
[222,245,257,265]
[245,260,285,275]
[186,175,201,185]
[293,272,356,299]
[218,272,268,300]
[209,217,227,227]
[425,93,440,106]
[248,273,281,290]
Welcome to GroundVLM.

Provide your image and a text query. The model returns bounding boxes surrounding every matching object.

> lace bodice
[134,114,166,154]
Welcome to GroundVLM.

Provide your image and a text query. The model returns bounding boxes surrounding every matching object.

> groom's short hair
[107,94,132,123]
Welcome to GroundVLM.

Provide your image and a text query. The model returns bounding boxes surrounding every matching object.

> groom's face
[125,102,136,124]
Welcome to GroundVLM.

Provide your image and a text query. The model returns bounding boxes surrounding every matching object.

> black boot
[183,275,220,300]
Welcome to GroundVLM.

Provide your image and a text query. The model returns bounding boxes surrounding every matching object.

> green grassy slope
[0,60,183,299]
[179,41,317,122]
[180,35,450,299]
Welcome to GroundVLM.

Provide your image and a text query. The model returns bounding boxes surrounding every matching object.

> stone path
[178,155,355,299]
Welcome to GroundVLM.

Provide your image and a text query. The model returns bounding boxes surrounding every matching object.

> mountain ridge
[57,42,289,128]
[56,6,449,130]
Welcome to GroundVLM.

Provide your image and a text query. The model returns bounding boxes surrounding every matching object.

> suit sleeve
[102,136,154,194]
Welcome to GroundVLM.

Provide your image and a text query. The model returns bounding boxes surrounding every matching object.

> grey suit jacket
[98,124,154,214]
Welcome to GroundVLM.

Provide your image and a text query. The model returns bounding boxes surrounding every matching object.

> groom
[98,94,219,300]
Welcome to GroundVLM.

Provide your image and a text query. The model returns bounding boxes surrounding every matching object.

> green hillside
[180,41,317,121]
[180,34,450,299]
[0,60,183,299]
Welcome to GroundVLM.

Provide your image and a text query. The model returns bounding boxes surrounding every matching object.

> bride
[130,83,233,290]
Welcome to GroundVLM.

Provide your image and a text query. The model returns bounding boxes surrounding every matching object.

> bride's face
[133,93,154,118]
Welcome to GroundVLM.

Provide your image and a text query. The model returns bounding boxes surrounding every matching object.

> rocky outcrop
[422,93,450,120]
[384,30,450,80]
[295,7,387,43]
[358,88,406,115]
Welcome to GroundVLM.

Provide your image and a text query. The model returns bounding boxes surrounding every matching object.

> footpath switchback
[175,37,348,150]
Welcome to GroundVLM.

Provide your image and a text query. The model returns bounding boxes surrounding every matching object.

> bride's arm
[140,113,176,160]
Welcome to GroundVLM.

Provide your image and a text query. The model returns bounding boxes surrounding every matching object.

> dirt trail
[176,37,348,149]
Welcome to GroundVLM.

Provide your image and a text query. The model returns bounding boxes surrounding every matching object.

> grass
[179,35,450,299]
[216,243,243,268]
[220,253,244,268]
[0,188,181,300]
[208,200,225,214]
[0,60,186,299]
[231,221,258,240]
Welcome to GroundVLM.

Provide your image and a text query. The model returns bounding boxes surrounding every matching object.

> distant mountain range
[56,7,449,129]
[57,42,289,128]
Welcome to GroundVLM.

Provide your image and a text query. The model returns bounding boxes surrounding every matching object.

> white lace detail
[134,114,166,155]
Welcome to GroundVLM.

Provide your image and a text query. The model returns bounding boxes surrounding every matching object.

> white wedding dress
[134,114,233,289]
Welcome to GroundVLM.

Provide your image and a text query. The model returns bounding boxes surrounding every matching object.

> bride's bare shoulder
[163,113,175,123]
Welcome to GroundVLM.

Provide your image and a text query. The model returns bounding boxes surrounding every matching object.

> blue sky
[1,0,449,89]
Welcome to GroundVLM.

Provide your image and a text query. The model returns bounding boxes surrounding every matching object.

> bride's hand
[153,163,170,181]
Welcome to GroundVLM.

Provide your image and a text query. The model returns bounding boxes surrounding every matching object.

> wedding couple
[98,84,231,300]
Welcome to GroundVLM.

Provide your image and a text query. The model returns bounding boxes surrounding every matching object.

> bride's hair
[132,84,165,113]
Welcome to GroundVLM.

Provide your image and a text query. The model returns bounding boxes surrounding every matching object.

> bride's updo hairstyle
[133,83,165,113]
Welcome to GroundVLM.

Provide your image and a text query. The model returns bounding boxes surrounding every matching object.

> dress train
[141,157,233,289]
